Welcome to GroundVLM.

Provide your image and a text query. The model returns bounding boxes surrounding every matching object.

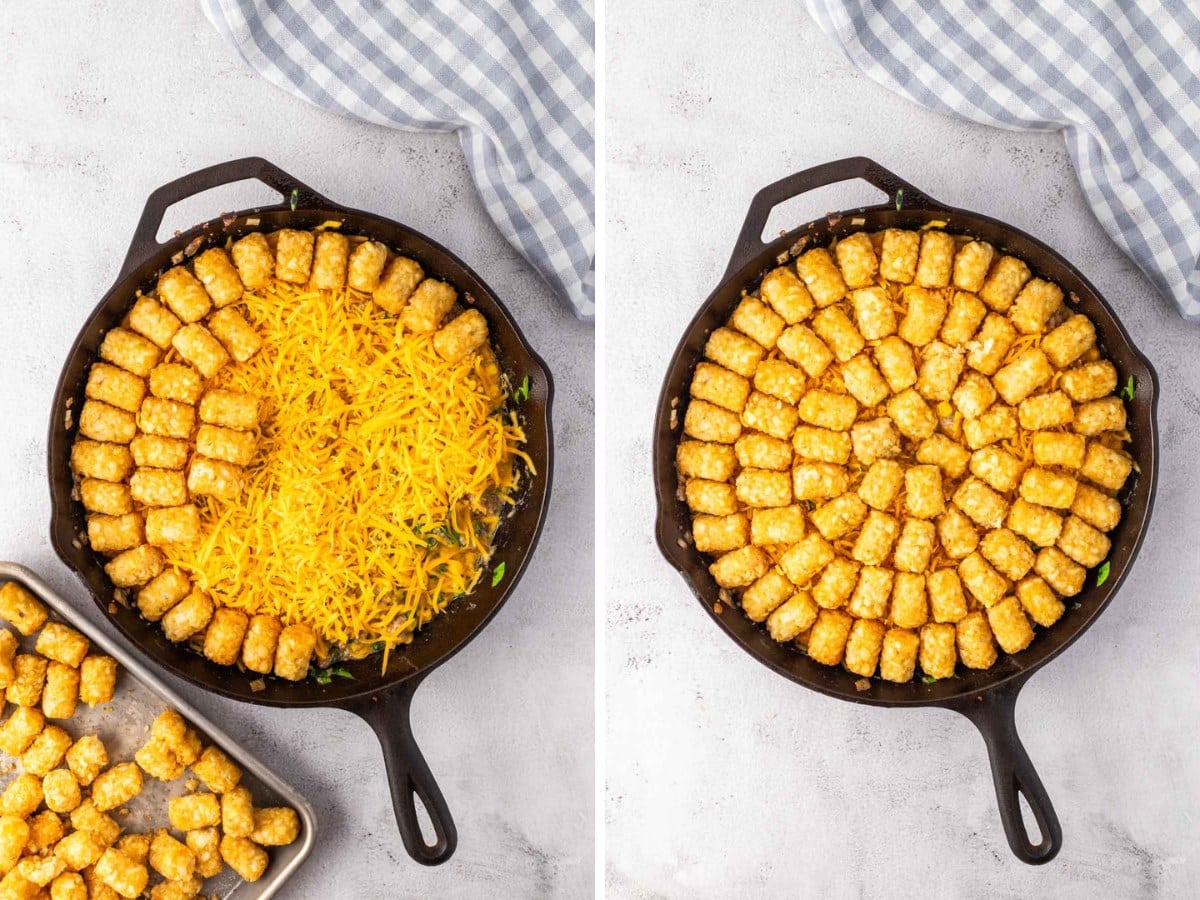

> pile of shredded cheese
[164,281,529,659]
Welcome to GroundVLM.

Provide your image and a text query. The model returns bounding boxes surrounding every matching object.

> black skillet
[47,157,554,866]
[653,157,1158,864]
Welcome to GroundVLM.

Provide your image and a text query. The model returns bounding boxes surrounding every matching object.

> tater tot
[7,655,47,708]
[850,286,896,340]
[433,309,489,363]
[879,229,920,283]
[928,568,968,623]
[166,793,221,833]
[847,566,893,619]
[273,229,314,284]
[1079,443,1133,492]
[904,465,945,519]
[42,663,79,721]
[749,506,806,546]
[894,520,937,574]
[0,629,14,688]
[730,297,785,349]
[200,607,250,667]
[24,725,72,776]
[857,459,904,511]
[90,763,143,813]
[735,433,791,471]
[144,506,201,549]
[43,770,81,814]
[1057,515,1111,568]
[94,847,148,898]
[1062,360,1118,402]
[850,510,899,566]
[171,324,229,379]
[843,618,886,677]
[965,314,1016,376]
[759,267,815,324]
[206,307,263,363]
[916,341,965,402]
[886,388,937,440]
[1071,483,1122,532]
[148,832,195,883]
[197,390,258,431]
[160,591,214,643]
[898,287,947,347]
[50,871,86,900]
[220,786,254,838]
[136,570,190,623]
[192,248,243,308]
[834,231,879,288]
[941,290,987,346]
[0,816,27,873]
[959,552,1009,608]
[691,363,750,414]
[157,268,211,324]
[980,528,1036,580]
[798,389,857,431]
[879,628,920,682]
[956,610,999,669]
[1034,431,1087,471]
[962,404,1017,450]
[1018,390,1073,431]
[0,583,48,636]
[231,233,274,289]
[873,336,916,393]
[1073,397,1126,436]
[100,541,158,588]
[1042,314,1095,368]
[373,256,424,314]
[71,800,121,848]
[0,773,41,818]
[811,306,864,363]
[850,418,901,466]
[129,468,188,508]
[309,231,349,290]
[915,230,955,288]
[1019,467,1078,510]
[704,327,765,378]
[85,364,146,414]
[219,835,268,883]
[775,324,834,379]
[1017,576,1065,627]
[0,707,44,756]
[130,435,189,470]
[765,591,819,641]
[1011,278,1063,334]
[779,534,835,585]
[250,807,300,847]
[99,328,161,378]
[916,434,971,479]
[347,240,389,293]
[80,480,132,517]
[71,441,134,483]
[149,363,204,406]
[952,240,995,292]
[115,834,150,866]
[812,558,860,609]
[186,457,243,501]
[739,393,797,440]
[683,399,741,444]
[792,463,849,501]
[795,248,846,307]
[741,570,793,622]
[710,545,771,588]
[56,831,106,872]
[185,828,223,879]
[840,354,889,407]
[792,426,851,464]
[137,397,195,440]
[969,446,1023,493]
[400,279,457,333]
[752,359,806,405]
[685,480,738,516]
[78,401,136,444]
[677,441,736,484]
[64,737,107,791]
[978,255,1031,311]
[190,746,241,795]
[692,513,749,554]
[890,573,928,628]
[735,469,791,508]
[274,623,317,681]
[987,596,1035,654]
[994,347,1054,406]
[16,855,64,888]
[1007,498,1064,547]
[87,513,144,556]
[919,623,957,679]
[806,609,853,665]
[26,809,64,855]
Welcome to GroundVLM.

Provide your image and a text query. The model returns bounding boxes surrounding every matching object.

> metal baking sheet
[0,562,316,898]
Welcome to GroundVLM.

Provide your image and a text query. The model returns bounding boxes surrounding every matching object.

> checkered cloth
[202,0,595,320]
[805,0,1200,321]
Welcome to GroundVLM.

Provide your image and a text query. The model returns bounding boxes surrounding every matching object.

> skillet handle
[724,156,943,280]
[118,156,334,282]
[952,677,1062,864]
[346,677,458,865]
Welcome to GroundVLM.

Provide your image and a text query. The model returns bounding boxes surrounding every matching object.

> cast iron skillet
[47,157,554,866]
[653,157,1158,864]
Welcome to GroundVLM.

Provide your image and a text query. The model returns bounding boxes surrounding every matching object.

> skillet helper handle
[119,156,333,282]
[954,678,1062,864]
[351,677,458,865]
[724,156,943,280]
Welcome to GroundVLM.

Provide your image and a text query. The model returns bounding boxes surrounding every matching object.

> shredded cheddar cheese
[163,281,528,659]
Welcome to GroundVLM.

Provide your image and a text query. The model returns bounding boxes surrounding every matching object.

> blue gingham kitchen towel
[805,0,1200,321]
[202,0,595,320]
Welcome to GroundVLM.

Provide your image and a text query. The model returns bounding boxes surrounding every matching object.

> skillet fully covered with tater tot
[48,158,554,866]
[654,158,1158,864]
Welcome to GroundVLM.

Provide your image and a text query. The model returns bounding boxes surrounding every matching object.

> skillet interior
[654,202,1159,708]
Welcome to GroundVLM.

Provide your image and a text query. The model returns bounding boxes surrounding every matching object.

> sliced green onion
[1096,560,1111,586]
[491,561,507,586]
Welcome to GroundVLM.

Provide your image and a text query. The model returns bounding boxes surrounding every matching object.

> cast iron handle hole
[1017,788,1043,847]
[154,178,287,244]
[760,180,889,244]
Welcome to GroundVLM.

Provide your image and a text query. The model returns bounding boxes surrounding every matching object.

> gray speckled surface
[605,2,1200,897]
[0,2,593,897]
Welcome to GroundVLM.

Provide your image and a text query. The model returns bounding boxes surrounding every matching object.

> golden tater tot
[850,418,901,467]
[400,279,457,333]
[894,520,937,574]
[841,354,889,407]
[847,566,893,620]
[978,255,1030,311]
[69,800,121,846]
[241,615,283,676]
[730,297,785,350]
[42,663,79,721]
[55,828,106,870]
[0,707,44,756]
[850,286,896,340]
[741,570,793,622]
[952,240,995,293]
[129,468,188,508]
[79,480,132,517]
[99,329,160,378]
[185,828,222,880]
[0,629,14,688]
[1057,515,1111,568]
[85,364,145,414]
[433,309,490,363]
[78,401,136,445]
[915,230,955,288]
[749,507,806,548]
[373,256,424,314]
[0,815,28,873]
[956,611,999,669]
[1071,483,1122,532]
[26,809,64,855]
[273,229,315,284]
[1079,443,1133,492]
[753,359,807,405]
[792,426,851,465]
[24,726,72,777]
[198,389,258,430]
[685,479,737,516]
[7,655,47,708]
[811,306,864,363]
[1062,360,1118,402]
[1017,576,1065,628]
[835,231,878,288]
[969,446,1023,493]
[742,392,798,439]
[1073,397,1126,436]
[71,441,133,483]
[137,398,195,440]
[74,655,116,711]
[798,389,857,431]
[843,618,886,677]
[779,534,834,586]
[136,571,190,623]
[1010,278,1063,334]
[310,231,349,290]
[928,569,968,623]
[857,459,904,511]
[676,441,736,482]
[157,268,211,324]
[795,248,846,307]
[916,434,971,479]
[1007,498,1064,547]
[959,552,1009,608]
[766,591,819,642]
[148,832,195,883]
[274,624,316,681]
[690,362,750,414]
[919,623,957,679]
[66,735,107,786]
[965,313,1016,376]
[190,746,241,795]
[42,770,81,814]
[734,469,791,508]
[811,492,868,541]
[987,596,1035,654]
[898,287,947,347]
[941,290,987,347]
[879,229,920,284]
[202,608,249,667]
[1042,314,1095,368]
[890,573,928,628]
[0,773,41,818]
[160,591,214,644]
[776,325,833,378]
[148,364,204,405]
[167,794,220,833]
[851,510,899,566]
[93,846,148,898]
[0,583,48,637]
[806,609,853,665]
[145,506,201,546]
[904,465,945,519]
[186,457,242,501]
[50,871,86,900]
[875,335,918,392]
[760,267,814,324]
[692,513,749,554]
[812,558,860,609]
[220,786,254,838]
[792,462,849,502]
[1019,467,1078,510]
[219,835,268,883]
[206,307,263,363]
[347,240,389,293]
[1018,390,1073,431]
[127,297,183,351]
[16,854,64,887]
[114,834,149,867]
[915,341,965,402]
[879,628,920,682]
[980,528,1036,581]
[170,324,229,379]
[735,433,791,471]
[886,388,937,441]
[129,435,189,471]
[192,247,243,308]
[87,513,144,557]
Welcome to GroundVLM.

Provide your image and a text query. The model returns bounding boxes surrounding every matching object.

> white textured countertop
[0,2,593,897]
[606,2,1200,897]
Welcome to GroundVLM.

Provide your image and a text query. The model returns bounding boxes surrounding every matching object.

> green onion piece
[512,375,531,404]
[332,667,354,680]
[289,189,299,212]
[1120,375,1135,401]
[895,188,904,211]
[1095,560,1111,586]
[313,669,332,685]
[491,561,506,587]
[921,675,937,684]
[370,641,385,652]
